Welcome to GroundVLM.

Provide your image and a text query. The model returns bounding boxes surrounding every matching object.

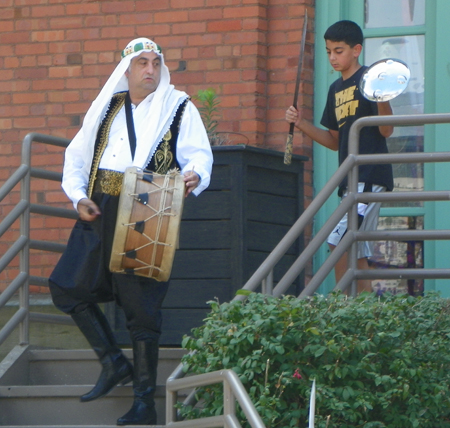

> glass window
[370,216,424,296]
[365,35,425,207]
[365,0,425,28]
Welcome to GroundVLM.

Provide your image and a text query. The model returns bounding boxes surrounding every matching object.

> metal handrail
[235,112,450,299]
[168,112,450,424]
[0,132,266,428]
[166,369,266,428]
[3,113,450,428]
[0,132,72,348]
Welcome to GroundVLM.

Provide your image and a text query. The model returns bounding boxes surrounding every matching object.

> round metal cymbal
[360,58,411,102]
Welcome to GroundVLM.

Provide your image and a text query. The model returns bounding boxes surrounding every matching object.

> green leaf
[235,289,253,296]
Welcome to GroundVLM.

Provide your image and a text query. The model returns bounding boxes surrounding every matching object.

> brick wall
[0,0,315,292]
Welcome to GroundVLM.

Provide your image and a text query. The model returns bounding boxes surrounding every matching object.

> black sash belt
[124,91,137,160]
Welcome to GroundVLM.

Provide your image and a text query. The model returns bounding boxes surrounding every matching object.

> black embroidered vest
[87,91,189,198]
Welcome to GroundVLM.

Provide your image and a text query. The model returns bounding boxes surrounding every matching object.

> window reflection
[365,0,425,28]
[370,216,424,296]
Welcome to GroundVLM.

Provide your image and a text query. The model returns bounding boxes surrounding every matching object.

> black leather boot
[71,304,133,402]
[117,340,159,426]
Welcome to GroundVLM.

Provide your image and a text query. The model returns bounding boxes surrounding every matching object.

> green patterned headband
[121,39,162,58]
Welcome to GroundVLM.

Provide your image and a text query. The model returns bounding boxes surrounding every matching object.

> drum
[110,167,185,282]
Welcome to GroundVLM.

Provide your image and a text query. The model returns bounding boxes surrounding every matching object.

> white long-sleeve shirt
[62,95,213,210]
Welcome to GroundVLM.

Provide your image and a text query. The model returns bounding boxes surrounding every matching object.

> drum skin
[110,167,185,282]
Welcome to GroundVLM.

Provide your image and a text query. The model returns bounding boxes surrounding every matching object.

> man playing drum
[49,38,213,426]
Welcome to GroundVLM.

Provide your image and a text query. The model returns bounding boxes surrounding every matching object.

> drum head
[359,58,410,102]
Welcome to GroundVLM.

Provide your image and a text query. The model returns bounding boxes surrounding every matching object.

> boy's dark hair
[324,20,363,47]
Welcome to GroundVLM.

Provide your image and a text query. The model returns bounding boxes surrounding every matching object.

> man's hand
[77,198,101,221]
[183,170,200,197]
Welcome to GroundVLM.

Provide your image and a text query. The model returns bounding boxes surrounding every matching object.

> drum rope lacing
[120,173,178,274]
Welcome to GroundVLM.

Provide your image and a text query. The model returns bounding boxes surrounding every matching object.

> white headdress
[66,37,188,190]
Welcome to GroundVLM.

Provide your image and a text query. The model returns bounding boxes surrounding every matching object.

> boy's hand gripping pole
[284,10,308,165]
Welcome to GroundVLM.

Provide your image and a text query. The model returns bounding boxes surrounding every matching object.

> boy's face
[325,40,362,75]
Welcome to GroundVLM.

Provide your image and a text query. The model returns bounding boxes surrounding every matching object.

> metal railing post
[18,134,32,345]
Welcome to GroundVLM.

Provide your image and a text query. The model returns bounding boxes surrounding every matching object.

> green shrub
[180,292,450,428]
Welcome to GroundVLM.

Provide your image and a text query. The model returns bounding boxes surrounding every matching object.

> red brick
[66,28,101,41]
[136,0,170,11]
[170,71,204,86]
[12,92,46,104]
[0,93,12,104]
[13,117,46,129]
[138,24,171,38]
[37,55,53,66]
[15,42,48,55]
[223,5,265,18]
[11,104,30,117]
[48,41,81,54]
[227,31,263,45]
[0,69,14,80]
[63,102,92,115]
[188,59,222,71]
[31,5,65,17]
[101,1,135,13]
[85,15,108,27]
[220,95,240,108]
[0,7,14,19]
[188,33,223,46]
[173,22,207,35]
[82,64,118,77]
[188,8,222,21]
[118,13,154,26]
[66,3,100,15]
[98,52,115,63]
[207,0,241,5]
[172,0,204,7]
[20,56,39,67]
[205,70,240,82]
[0,30,30,44]
[48,91,80,103]
[46,117,73,129]
[207,20,242,33]
[49,16,83,29]
[48,66,82,78]
[101,26,135,39]
[243,17,268,31]
[84,39,117,53]
[32,30,65,42]
[0,119,12,129]
[0,80,31,92]
[155,10,188,23]
[159,41,187,55]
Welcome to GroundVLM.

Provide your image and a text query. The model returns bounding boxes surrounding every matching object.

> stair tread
[28,348,186,360]
[0,384,170,397]
[0,345,186,427]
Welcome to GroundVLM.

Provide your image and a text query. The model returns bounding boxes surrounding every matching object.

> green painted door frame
[312,0,450,295]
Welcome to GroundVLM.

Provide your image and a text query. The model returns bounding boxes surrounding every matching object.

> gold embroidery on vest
[153,129,174,174]
[87,92,127,198]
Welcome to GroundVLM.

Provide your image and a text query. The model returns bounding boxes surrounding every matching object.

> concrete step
[0,345,188,427]
[0,347,186,386]
[0,384,168,426]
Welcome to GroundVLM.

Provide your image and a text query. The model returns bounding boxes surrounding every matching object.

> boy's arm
[285,106,339,151]
[377,101,394,138]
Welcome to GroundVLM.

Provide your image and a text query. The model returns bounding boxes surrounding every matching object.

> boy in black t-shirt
[286,20,394,293]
